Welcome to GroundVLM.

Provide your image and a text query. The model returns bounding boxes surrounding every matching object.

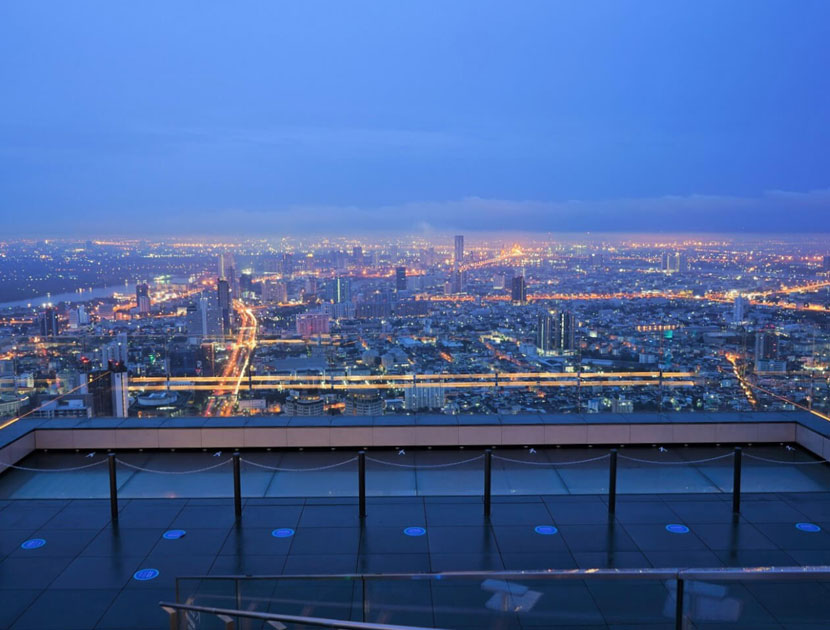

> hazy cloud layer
[22,189,826,236]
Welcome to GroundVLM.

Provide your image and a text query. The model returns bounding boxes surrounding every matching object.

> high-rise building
[511,274,526,304]
[112,369,129,418]
[454,235,464,267]
[135,283,151,314]
[395,267,407,291]
[68,305,88,330]
[219,253,239,298]
[263,280,288,304]
[38,307,60,336]
[733,296,750,323]
[345,390,384,415]
[239,271,253,297]
[296,312,330,337]
[405,382,445,410]
[553,310,576,353]
[333,277,351,303]
[660,252,688,273]
[88,361,129,418]
[352,246,363,267]
[755,331,778,360]
[823,255,830,271]
[536,312,553,354]
[755,330,786,373]
[185,303,202,340]
[217,278,231,333]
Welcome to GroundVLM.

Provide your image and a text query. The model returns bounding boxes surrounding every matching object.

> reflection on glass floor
[2,445,830,499]
[175,572,830,630]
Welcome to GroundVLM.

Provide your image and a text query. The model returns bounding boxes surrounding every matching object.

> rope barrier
[492,453,611,466]
[743,453,830,466]
[240,457,358,472]
[366,455,485,469]
[618,453,734,465]
[0,459,108,472]
[115,458,232,474]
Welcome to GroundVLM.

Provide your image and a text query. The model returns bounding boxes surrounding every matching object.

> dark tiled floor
[2,493,830,628]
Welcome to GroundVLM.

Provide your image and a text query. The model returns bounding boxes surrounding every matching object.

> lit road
[203,300,258,417]
[136,371,696,392]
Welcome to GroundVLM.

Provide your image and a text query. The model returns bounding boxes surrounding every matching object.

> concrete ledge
[0,411,823,470]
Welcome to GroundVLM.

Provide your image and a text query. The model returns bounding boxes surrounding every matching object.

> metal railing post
[732,446,742,515]
[608,448,618,515]
[108,453,118,522]
[233,451,242,520]
[358,450,366,519]
[675,577,685,630]
[484,449,492,517]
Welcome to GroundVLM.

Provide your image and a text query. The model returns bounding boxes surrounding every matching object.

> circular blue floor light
[271,528,295,538]
[796,523,821,533]
[403,527,426,537]
[133,568,159,581]
[162,529,187,540]
[665,524,690,534]
[534,525,559,535]
[20,538,46,550]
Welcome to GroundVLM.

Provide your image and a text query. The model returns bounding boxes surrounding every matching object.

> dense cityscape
[1,234,828,424]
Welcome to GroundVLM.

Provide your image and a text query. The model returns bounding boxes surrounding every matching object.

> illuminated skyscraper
[217,278,231,333]
[553,310,576,353]
[823,255,830,271]
[333,276,351,303]
[660,251,688,273]
[263,280,288,304]
[733,295,750,323]
[38,307,60,336]
[395,267,407,291]
[88,361,129,418]
[135,283,150,314]
[454,235,464,266]
[754,329,783,373]
[511,274,526,304]
[536,312,553,354]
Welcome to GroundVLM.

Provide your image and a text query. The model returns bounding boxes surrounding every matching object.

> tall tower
[536,312,553,354]
[395,267,407,291]
[553,310,576,353]
[452,235,464,293]
[511,274,526,304]
[333,276,351,303]
[135,283,150,314]
[733,296,749,323]
[217,278,231,333]
[38,307,60,336]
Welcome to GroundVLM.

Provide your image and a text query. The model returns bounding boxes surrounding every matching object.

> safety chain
[743,453,830,466]
[493,453,611,466]
[366,454,485,469]
[115,458,232,474]
[240,457,358,472]
[618,453,734,465]
[0,459,108,472]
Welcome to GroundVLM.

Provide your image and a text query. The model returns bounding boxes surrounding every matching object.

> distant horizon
[3,229,830,245]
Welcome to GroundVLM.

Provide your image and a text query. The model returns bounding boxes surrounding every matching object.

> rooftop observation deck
[2,412,830,629]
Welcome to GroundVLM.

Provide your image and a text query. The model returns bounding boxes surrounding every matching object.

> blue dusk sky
[1,0,829,236]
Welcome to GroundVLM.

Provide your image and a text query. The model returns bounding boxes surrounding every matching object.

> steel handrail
[159,601,451,630]
[176,565,830,584]
[172,567,830,630]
